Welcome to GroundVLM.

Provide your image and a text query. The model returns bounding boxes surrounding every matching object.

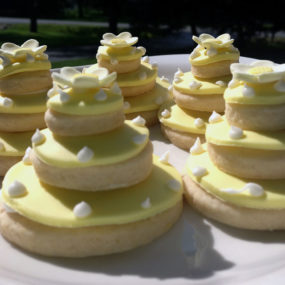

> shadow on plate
[14,202,234,280]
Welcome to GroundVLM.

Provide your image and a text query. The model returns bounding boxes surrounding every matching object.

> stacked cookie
[159,34,239,150]
[96,32,170,126]
[0,65,183,257]
[0,39,51,175]
[184,60,285,230]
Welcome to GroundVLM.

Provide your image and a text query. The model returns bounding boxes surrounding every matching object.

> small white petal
[242,84,255,97]
[190,49,200,59]
[73,201,92,218]
[31,129,45,145]
[215,80,226,87]
[47,83,59,98]
[192,166,207,177]
[167,179,181,192]
[274,80,285,92]
[161,109,170,118]
[137,46,146,55]
[94,89,107,101]
[229,126,243,139]
[0,96,13,108]
[124,101,130,110]
[160,76,169,83]
[194,118,205,128]
[206,47,218,57]
[111,83,122,95]
[0,55,11,67]
[59,90,70,102]
[7,181,27,197]
[228,79,239,89]
[139,72,147,80]
[190,138,204,155]
[132,116,146,127]
[243,183,264,197]
[159,150,170,164]
[151,62,158,69]
[132,134,147,145]
[77,146,94,163]
[141,197,151,209]
[22,147,32,165]
[142,56,149,63]
[209,111,222,123]
[189,81,202,90]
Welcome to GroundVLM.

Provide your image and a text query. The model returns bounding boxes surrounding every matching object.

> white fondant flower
[100,32,138,48]
[52,65,116,89]
[192,33,234,50]
[231,60,285,83]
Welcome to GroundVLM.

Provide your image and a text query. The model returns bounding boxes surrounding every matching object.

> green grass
[52,58,96,69]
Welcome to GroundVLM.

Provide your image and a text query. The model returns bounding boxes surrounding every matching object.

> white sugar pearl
[77,146,94,163]
[73,201,92,218]
[229,126,243,139]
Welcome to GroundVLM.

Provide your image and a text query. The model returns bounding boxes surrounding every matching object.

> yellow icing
[33,120,149,168]
[248,66,273,75]
[124,78,169,114]
[186,150,285,209]
[98,46,143,61]
[0,131,33,156]
[1,156,183,227]
[0,61,51,79]
[47,87,123,116]
[0,92,47,114]
[189,48,239,66]
[159,101,209,134]
[173,72,231,95]
[206,118,285,150]
[224,82,285,105]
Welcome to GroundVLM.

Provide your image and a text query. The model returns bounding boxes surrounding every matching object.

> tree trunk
[108,0,118,34]
[30,0,38,33]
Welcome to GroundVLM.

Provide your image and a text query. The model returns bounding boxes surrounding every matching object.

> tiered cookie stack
[96,32,170,126]
[0,39,51,175]
[183,60,285,230]
[159,34,239,150]
[0,65,183,257]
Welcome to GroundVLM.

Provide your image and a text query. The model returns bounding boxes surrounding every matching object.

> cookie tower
[0,39,51,175]
[184,60,285,230]
[159,34,239,150]
[96,32,170,126]
[0,65,183,257]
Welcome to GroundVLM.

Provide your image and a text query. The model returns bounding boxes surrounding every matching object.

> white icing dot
[206,47,218,57]
[7,180,27,197]
[137,46,146,55]
[274,80,285,92]
[77,146,94,163]
[175,68,184,77]
[228,79,239,89]
[132,134,147,145]
[229,126,243,139]
[189,80,202,90]
[192,166,207,177]
[0,96,13,108]
[73,201,92,218]
[194,118,205,128]
[12,62,20,67]
[110,57,118,65]
[31,129,45,145]
[168,85,173,92]
[0,55,11,67]
[159,150,170,164]
[22,147,32,165]
[78,101,85,107]
[208,111,222,123]
[111,83,122,95]
[215,80,226,87]
[132,116,146,127]
[190,138,204,155]
[167,179,181,192]
[124,101,130,110]
[151,62,158,69]
[94,89,107,101]
[160,76,169,83]
[174,77,182,83]
[243,183,264,197]
[26,53,35,62]
[139,72,147,80]
[161,109,170,118]
[221,188,241,194]
[155,96,165,105]
[141,197,151,209]
[0,142,4,151]
[142,56,149,63]
[242,84,255,97]
[59,90,70,102]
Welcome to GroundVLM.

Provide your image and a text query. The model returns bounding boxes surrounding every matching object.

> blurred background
[1,0,284,68]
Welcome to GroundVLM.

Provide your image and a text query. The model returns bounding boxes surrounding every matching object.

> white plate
[1,55,284,285]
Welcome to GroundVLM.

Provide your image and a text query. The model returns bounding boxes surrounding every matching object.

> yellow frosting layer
[33,120,149,168]
[0,61,51,79]
[97,46,143,61]
[47,87,123,116]
[189,48,239,66]
[124,78,169,114]
[0,131,33,156]
[206,118,285,150]
[173,72,231,95]
[159,101,209,134]
[1,156,183,227]
[186,150,285,209]
[0,92,47,114]
[224,82,285,105]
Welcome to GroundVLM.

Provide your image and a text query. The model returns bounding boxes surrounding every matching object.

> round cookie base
[183,175,285,230]
[173,88,225,113]
[161,125,205,150]
[191,60,237,78]
[45,108,125,136]
[121,80,156,97]
[0,200,183,257]
[31,142,154,191]
[125,109,158,127]
[98,58,141,74]
[226,102,285,131]
[207,143,285,180]
[0,155,22,176]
